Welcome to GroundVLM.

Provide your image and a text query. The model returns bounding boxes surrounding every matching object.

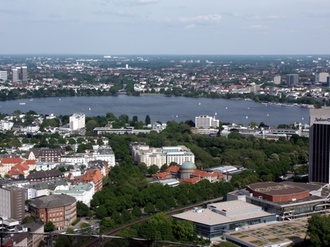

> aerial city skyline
[1,0,330,55]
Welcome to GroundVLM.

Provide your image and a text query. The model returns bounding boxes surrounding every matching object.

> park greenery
[307,214,330,247]
[49,113,307,245]
[0,110,310,246]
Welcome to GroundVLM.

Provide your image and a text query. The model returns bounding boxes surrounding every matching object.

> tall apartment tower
[12,68,19,82]
[315,72,329,84]
[21,66,28,82]
[69,113,86,130]
[0,186,25,222]
[0,71,7,82]
[273,75,281,85]
[286,74,299,86]
[309,107,330,183]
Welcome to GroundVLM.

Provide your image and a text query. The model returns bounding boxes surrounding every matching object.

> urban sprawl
[0,55,330,247]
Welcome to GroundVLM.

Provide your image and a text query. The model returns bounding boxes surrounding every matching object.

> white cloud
[249,24,270,30]
[103,0,160,6]
[178,14,222,24]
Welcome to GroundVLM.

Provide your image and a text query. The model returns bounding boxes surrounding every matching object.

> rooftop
[173,200,274,226]
[29,194,76,209]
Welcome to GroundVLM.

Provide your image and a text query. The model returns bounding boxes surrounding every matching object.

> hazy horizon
[1,0,330,55]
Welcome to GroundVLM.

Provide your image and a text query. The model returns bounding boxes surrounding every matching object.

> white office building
[12,68,19,82]
[315,72,329,83]
[131,143,195,167]
[54,183,95,207]
[61,145,115,167]
[195,115,219,129]
[69,113,85,131]
[0,71,8,82]
[273,75,281,84]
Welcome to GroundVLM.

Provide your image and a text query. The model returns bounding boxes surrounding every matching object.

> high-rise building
[69,113,85,130]
[309,107,330,183]
[12,68,19,82]
[0,71,7,82]
[21,66,28,82]
[195,115,219,129]
[315,72,329,83]
[273,75,281,85]
[286,74,299,86]
[0,186,25,222]
[11,66,28,82]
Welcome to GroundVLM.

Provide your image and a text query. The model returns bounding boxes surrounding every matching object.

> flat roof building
[195,115,219,129]
[130,143,195,168]
[173,200,276,238]
[228,181,330,221]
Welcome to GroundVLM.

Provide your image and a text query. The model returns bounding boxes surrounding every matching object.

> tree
[145,115,151,125]
[132,205,142,218]
[160,163,168,172]
[144,202,156,215]
[100,217,115,233]
[111,211,123,225]
[147,165,159,175]
[44,221,55,232]
[173,219,197,242]
[120,209,130,223]
[22,216,35,224]
[86,119,98,131]
[95,205,108,218]
[54,236,71,247]
[307,214,330,247]
[77,201,90,217]
[155,198,168,211]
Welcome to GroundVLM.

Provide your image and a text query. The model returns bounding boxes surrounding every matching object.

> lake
[0,95,310,126]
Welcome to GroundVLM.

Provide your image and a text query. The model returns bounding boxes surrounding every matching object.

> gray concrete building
[0,186,25,222]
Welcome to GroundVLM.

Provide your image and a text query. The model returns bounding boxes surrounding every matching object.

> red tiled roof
[153,172,171,180]
[9,163,27,176]
[181,177,201,184]
[1,157,23,164]
[83,169,102,183]
[166,166,180,173]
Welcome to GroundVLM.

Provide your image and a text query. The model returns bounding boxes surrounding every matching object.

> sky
[1,0,330,55]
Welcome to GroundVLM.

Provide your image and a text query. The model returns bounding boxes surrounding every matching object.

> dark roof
[22,221,44,232]
[246,181,311,196]
[26,148,63,158]
[29,194,76,209]
[27,170,63,180]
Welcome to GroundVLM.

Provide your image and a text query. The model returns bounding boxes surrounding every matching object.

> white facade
[69,113,85,130]
[195,115,219,129]
[61,145,115,167]
[25,187,51,200]
[131,144,195,168]
[0,120,14,131]
[12,68,19,82]
[0,71,8,81]
[315,72,329,83]
[54,183,95,206]
[273,75,281,84]
[35,162,59,171]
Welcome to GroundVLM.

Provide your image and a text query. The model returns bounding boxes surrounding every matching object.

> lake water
[0,95,310,126]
